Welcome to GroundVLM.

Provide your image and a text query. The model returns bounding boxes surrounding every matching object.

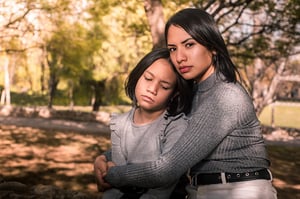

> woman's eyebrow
[167,37,194,46]
[181,38,194,44]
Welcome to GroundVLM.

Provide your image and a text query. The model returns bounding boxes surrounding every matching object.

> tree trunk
[91,80,105,112]
[40,45,48,92]
[1,56,11,105]
[144,0,165,48]
[254,60,287,115]
[48,73,59,109]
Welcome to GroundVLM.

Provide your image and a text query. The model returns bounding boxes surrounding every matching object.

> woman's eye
[186,43,194,48]
[168,47,176,52]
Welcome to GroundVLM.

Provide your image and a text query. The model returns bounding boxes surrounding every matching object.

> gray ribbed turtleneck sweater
[105,72,270,188]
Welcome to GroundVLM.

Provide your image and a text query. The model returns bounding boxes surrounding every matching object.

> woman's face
[135,58,177,113]
[167,25,215,83]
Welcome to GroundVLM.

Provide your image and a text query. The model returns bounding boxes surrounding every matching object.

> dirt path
[0,115,300,199]
[1,115,299,146]
[0,116,110,135]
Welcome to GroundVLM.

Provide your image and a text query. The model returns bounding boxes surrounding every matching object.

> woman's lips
[178,66,191,73]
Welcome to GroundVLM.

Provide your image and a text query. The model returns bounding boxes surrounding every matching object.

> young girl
[99,48,193,199]
[97,8,277,199]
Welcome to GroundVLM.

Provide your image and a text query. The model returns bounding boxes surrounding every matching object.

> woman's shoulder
[215,79,250,100]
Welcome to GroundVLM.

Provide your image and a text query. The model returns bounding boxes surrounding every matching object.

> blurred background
[0,0,299,198]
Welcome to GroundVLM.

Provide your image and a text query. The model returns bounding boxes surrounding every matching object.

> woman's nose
[175,48,187,64]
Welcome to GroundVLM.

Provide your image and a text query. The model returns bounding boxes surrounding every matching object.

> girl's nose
[147,84,158,95]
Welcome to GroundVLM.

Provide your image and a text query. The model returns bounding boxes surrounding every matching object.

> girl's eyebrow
[145,70,173,85]
[161,80,173,85]
[145,70,154,76]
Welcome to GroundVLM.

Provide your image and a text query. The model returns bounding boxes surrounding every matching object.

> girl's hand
[94,155,111,192]
[107,161,116,169]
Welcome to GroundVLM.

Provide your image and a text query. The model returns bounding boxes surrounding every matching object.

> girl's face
[167,25,215,83]
[135,58,177,113]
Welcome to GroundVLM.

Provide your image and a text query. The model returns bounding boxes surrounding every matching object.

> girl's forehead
[145,59,177,82]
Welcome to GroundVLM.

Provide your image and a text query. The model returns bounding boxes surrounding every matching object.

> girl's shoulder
[110,108,134,131]
[164,112,187,122]
[163,112,189,130]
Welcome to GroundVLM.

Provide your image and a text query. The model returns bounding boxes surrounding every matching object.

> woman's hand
[94,155,111,192]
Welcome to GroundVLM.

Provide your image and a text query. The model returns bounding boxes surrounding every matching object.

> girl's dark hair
[165,8,240,83]
[125,48,193,115]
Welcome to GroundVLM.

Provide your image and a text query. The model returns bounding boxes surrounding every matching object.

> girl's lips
[141,95,154,103]
[179,66,191,73]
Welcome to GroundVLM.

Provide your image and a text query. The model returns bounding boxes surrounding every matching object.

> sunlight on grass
[259,102,300,129]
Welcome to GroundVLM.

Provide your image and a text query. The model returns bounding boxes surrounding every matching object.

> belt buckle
[221,172,227,184]
[191,175,197,186]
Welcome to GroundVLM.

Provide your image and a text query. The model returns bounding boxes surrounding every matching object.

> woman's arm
[104,83,249,188]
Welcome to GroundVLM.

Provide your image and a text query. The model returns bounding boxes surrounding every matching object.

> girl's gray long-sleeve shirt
[104,72,270,188]
[103,109,188,198]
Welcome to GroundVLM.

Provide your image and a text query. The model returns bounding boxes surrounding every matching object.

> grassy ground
[267,145,300,199]
[259,102,300,129]
[1,99,299,198]
[0,124,299,199]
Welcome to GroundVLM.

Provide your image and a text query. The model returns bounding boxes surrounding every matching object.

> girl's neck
[133,107,165,125]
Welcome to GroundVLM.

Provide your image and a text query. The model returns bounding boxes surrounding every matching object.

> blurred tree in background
[0,0,299,115]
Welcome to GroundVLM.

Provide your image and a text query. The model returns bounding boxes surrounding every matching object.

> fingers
[94,155,112,192]
[96,175,111,192]
[107,161,116,169]
[95,155,108,172]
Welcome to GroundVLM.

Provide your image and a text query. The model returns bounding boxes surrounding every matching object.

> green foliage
[11,92,48,106]
[2,0,299,110]
[102,74,131,105]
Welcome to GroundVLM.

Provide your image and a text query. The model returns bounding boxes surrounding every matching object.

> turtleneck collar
[194,72,218,92]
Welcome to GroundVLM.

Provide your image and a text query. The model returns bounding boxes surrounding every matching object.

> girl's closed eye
[144,74,152,81]
[161,85,171,90]
[161,81,174,90]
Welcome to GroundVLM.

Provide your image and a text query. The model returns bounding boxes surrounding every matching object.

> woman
[96,8,277,199]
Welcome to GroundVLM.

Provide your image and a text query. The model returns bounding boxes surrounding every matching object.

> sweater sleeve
[104,83,253,188]
[102,149,112,161]
[110,113,127,165]
[160,113,189,155]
